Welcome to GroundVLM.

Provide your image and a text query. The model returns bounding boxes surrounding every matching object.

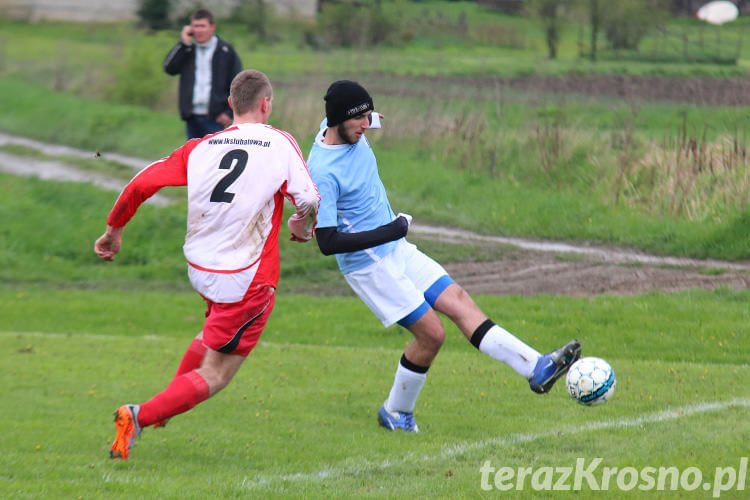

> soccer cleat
[529,340,582,394]
[377,404,419,433]
[109,404,142,460]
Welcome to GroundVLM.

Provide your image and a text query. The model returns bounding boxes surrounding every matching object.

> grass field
[2,287,748,498]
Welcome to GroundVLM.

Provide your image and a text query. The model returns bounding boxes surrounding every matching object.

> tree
[602,0,669,51]
[137,0,172,30]
[532,0,563,59]
[589,0,601,61]
[233,0,272,42]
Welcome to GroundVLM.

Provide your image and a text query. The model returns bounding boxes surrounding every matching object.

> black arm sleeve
[315,216,409,256]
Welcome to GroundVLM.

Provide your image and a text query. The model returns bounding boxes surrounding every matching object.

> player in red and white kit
[95,70,319,460]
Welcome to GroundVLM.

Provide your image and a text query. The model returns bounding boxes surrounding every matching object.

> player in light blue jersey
[307,116,399,275]
[307,80,581,432]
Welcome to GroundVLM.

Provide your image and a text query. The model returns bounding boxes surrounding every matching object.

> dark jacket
[163,37,243,121]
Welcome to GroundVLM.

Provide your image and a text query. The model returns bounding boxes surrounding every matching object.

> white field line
[239,398,750,490]
[1,330,167,342]
[3,331,748,370]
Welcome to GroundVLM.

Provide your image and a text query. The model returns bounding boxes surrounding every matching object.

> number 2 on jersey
[210,149,248,203]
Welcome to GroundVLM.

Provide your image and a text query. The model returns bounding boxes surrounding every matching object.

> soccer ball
[565,357,616,406]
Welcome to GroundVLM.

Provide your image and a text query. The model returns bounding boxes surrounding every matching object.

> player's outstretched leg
[109,404,142,460]
[529,340,581,394]
[154,337,208,429]
[378,404,420,433]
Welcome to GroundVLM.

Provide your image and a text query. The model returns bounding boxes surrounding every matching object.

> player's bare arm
[288,203,318,242]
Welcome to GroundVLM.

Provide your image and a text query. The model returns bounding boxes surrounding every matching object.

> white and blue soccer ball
[565,357,616,406]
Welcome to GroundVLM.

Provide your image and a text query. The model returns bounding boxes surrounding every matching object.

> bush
[137,0,173,30]
[317,0,406,48]
[602,0,669,51]
[231,0,278,43]
[106,37,168,108]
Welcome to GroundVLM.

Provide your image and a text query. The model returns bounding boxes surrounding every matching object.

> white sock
[385,360,427,414]
[477,324,540,379]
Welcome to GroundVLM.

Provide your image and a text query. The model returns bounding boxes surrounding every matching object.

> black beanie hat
[324,80,374,127]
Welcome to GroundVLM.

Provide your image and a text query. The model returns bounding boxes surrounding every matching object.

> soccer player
[306,80,581,432]
[95,70,319,459]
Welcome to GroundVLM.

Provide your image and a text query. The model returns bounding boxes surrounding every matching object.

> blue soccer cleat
[529,340,582,394]
[378,404,419,433]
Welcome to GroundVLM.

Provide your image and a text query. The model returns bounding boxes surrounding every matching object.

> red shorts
[201,284,275,356]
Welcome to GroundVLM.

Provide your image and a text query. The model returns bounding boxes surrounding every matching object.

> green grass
[0,172,189,287]
[0,78,186,159]
[1,286,748,498]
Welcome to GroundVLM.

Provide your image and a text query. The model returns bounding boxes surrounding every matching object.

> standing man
[96,70,319,459]
[163,8,243,139]
[306,80,581,433]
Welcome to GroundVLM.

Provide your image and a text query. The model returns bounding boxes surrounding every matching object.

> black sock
[470,319,495,350]
[400,353,429,374]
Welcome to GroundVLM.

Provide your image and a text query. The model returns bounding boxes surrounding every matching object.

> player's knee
[424,327,445,351]
[408,309,445,352]
[197,367,233,395]
[452,285,475,307]
[438,285,478,321]
[435,329,446,347]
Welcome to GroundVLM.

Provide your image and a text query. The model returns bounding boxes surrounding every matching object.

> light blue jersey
[307,120,398,274]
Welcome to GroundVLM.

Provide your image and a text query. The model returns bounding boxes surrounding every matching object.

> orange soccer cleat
[109,404,142,460]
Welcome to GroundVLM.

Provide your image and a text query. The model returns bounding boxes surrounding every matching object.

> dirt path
[412,225,750,296]
[1,132,747,296]
[0,132,171,206]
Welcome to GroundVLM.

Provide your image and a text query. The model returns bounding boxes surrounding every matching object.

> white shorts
[187,263,259,303]
[344,239,453,327]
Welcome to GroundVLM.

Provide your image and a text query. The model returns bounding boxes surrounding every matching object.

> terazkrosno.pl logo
[480,457,747,498]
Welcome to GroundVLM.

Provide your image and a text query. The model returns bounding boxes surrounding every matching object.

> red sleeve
[271,126,320,210]
[107,140,195,227]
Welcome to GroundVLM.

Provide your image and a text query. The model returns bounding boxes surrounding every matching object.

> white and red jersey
[107,123,319,299]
